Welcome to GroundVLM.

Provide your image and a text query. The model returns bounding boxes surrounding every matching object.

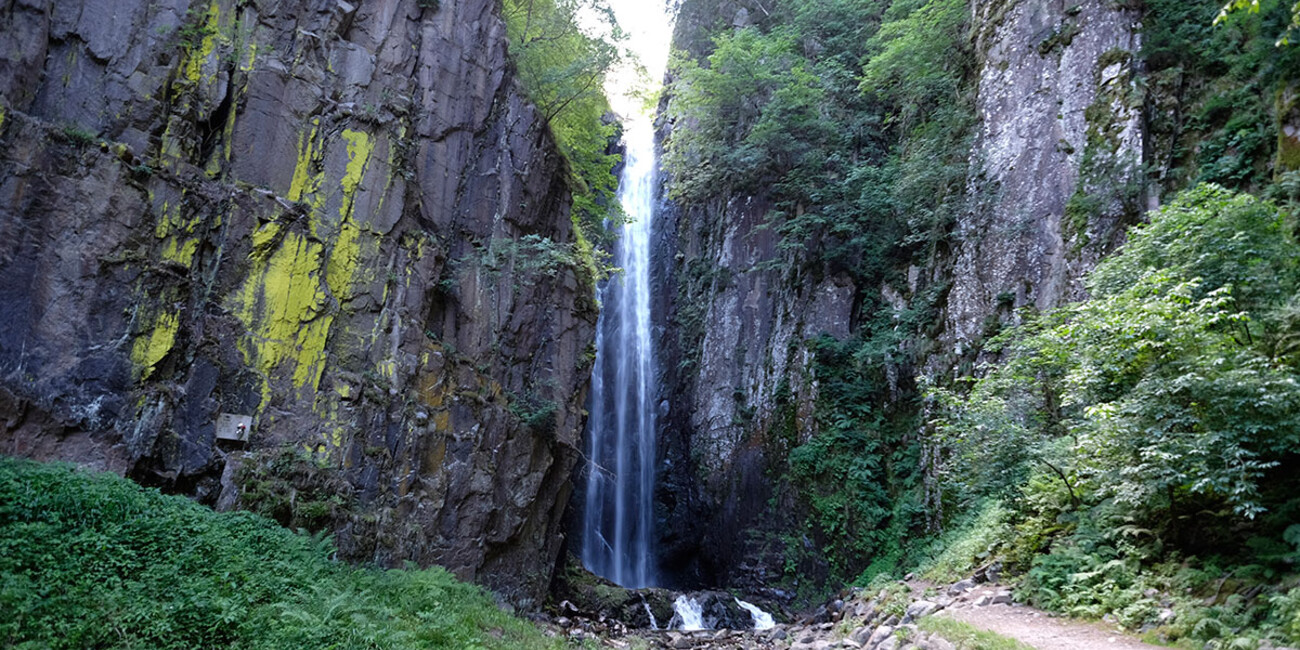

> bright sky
[585,0,676,118]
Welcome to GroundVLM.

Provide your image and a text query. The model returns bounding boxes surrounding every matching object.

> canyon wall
[0,0,595,605]
[940,0,1146,365]
[654,0,1147,590]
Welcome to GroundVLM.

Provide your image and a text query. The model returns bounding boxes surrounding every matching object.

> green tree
[1217,0,1300,45]
[936,185,1300,528]
[501,0,627,255]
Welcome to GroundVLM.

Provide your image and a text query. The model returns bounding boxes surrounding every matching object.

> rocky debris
[548,558,681,628]
[538,576,993,650]
[904,601,941,621]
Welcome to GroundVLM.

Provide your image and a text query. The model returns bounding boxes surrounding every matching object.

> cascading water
[736,599,776,631]
[580,116,660,588]
[672,595,706,631]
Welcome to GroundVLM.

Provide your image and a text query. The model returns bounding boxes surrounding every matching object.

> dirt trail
[935,583,1166,650]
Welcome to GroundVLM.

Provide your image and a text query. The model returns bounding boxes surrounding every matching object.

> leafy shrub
[919,500,1013,584]
[1270,587,1300,644]
[939,184,1300,526]
[0,457,564,649]
[931,184,1300,639]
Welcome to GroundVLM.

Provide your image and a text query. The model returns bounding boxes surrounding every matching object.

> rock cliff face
[652,191,855,587]
[650,1,861,588]
[941,0,1145,362]
[654,0,1146,589]
[0,0,595,605]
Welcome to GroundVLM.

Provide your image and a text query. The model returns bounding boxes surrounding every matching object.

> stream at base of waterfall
[576,0,782,633]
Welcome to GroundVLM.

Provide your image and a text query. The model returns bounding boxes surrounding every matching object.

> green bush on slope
[930,184,1300,647]
[0,456,566,650]
[502,0,627,270]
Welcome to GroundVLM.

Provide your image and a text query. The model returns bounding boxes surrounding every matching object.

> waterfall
[643,598,660,630]
[672,595,706,631]
[735,599,776,631]
[580,117,660,588]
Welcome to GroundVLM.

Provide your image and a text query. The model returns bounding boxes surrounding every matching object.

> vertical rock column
[0,0,596,605]
[943,0,1144,360]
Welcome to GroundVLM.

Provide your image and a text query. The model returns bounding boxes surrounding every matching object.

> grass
[917,616,1037,650]
[917,500,1012,584]
[0,456,572,650]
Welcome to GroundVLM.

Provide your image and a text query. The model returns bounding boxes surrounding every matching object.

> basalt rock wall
[654,0,1146,591]
[939,0,1145,366]
[0,0,595,606]
[652,189,855,589]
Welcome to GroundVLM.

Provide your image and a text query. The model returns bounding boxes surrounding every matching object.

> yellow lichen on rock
[340,129,372,196]
[327,219,362,300]
[161,236,200,267]
[232,231,335,408]
[131,310,180,380]
[250,221,282,253]
[153,199,206,267]
[288,120,323,204]
[183,2,222,85]
[326,129,374,300]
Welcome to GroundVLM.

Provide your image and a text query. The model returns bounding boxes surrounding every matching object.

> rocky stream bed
[535,567,1178,650]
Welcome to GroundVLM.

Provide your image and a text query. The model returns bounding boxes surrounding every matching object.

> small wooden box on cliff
[215,413,252,445]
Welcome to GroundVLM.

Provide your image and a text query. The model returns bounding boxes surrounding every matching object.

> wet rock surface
[653,152,856,591]
[0,0,595,605]
[542,581,951,650]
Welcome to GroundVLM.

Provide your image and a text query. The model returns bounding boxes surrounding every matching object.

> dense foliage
[663,0,973,274]
[1144,0,1300,193]
[0,457,567,649]
[501,0,627,260]
[662,0,1300,612]
[932,185,1300,647]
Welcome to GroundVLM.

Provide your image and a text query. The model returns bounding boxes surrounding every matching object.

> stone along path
[569,580,1168,650]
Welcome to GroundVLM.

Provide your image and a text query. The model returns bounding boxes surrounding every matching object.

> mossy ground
[917,616,1038,650]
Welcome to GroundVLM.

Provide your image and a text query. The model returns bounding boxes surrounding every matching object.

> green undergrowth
[917,501,1013,585]
[912,498,1300,649]
[916,616,1036,650]
[924,185,1300,649]
[0,456,571,650]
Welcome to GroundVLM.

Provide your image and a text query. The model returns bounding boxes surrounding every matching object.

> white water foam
[643,599,659,630]
[673,595,706,631]
[735,598,776,630]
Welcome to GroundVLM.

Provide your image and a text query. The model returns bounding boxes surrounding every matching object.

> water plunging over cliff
[581,118,659,588]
